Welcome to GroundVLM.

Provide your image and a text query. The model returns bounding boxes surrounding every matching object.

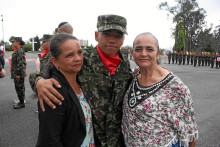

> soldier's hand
[36,78,64,112]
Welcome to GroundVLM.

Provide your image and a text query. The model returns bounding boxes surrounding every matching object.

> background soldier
[205,52,208,66]
[198,52,202,66]
[210,52,215,68]
[11,37,27,109]
[178,51,182,65]
[182,52,186,65]
[191,52,194,65]
[201,52,205,66]
[175,51,178,64]
[187,51,190,65]
[194,52,198,67]
[168,51,171,64]
[172,51,175,64]
[207,54,211,66]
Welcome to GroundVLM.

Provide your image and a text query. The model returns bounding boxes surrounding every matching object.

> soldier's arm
[36,78,64,112]
[36,54,64,111]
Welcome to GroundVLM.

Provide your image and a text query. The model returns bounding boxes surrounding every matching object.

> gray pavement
[0,52,220,147]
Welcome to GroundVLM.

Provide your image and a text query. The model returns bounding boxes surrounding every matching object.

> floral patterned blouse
[122,70,198,147]
[76,91,95,147]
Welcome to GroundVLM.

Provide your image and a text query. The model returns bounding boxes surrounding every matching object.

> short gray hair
[132,32,159,51]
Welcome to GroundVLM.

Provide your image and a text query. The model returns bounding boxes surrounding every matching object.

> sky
[1,0,220,50]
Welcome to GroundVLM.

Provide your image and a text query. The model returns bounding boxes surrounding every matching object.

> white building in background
[79,39,88,46]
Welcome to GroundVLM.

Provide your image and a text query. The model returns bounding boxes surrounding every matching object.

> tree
[213,24,220,53]
[174,21,185,52]
[159,0,206,52]
[195,26,213,52]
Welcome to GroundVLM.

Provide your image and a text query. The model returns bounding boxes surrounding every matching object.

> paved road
[0,53,220,147]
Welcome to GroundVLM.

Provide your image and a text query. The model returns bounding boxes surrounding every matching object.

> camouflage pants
[29,72,37,93]
[14,77,25,103]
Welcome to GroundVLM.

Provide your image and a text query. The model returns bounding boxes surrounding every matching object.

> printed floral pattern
[122,72,198,147]
[76,91,95,147]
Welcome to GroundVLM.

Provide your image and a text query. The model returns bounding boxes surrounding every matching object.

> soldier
[201,52,205,66]
[207,54,211,66]
[29,34,53,93]
[186,51,190,65]
[210,52,215,68]
[11,37,27,109]
[171,51,175,64]
[178,51,182,65]
[198,52,202,66]
[194,52,198,67]
[175,51,178,64]
[35,14,132,146]
[205,52,208,66]
[168,51,171,64]
[190,52,194,65]
[182,52,186,65]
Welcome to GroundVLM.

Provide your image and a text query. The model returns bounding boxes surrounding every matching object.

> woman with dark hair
[36,34,94,146]
[122,32,198,147]
[11,37,26,109]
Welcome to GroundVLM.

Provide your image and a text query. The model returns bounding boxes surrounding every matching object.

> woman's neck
[60,71,81,94]
[138,65,169,87]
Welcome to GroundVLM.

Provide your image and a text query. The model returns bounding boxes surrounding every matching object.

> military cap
[97,14,128,34]
[40,34,53,42]
[12,37,23,42]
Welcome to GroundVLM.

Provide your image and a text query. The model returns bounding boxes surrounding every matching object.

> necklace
[128,73,174,108]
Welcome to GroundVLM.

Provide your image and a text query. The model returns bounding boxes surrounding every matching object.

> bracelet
[35,76,43,86]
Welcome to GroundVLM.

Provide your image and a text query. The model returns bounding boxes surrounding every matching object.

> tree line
[159,0,220,53]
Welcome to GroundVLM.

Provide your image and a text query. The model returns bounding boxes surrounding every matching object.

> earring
[56,66,59,71]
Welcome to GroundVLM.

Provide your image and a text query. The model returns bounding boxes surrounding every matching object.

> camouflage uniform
[190,53,194,65]
[182,53,186,65]
[205,55,208,66]
[11,47,26,103]
[178,52,182,65]
[210,54,215,68]
[186,53,190,65]
[198,53,202,66]
[168,51,171,64]
[207,55,211,66]
[29,52,51,93]
[82,15,132,146]
[193,54,198,67]
[77,47,132,146]
[175,52,178,64]
[171,52,175,64]
[201,54,205,66]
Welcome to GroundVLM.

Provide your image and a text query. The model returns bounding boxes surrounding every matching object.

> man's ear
[95,31,98,41]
